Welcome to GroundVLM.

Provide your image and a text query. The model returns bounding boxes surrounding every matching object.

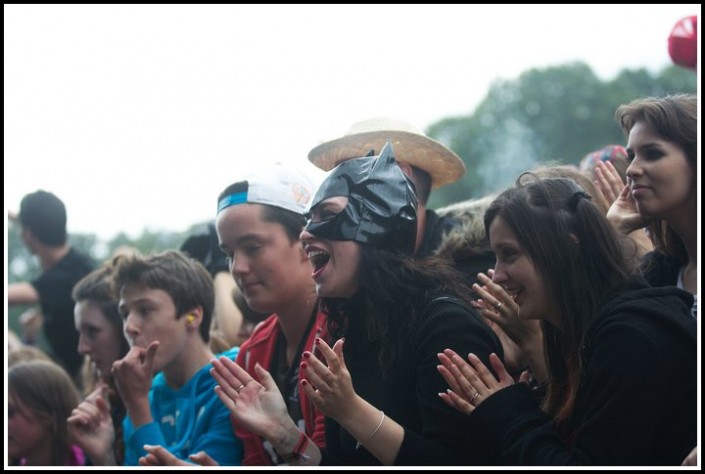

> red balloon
[668,15,697,70]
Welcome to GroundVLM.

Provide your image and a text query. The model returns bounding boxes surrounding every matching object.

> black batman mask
[304,141,418,254]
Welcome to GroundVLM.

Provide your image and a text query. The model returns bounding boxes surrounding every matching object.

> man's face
[118,284,190,373]
[216,203,313,315]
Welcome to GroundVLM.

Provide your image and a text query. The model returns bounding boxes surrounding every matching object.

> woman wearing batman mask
[210,141,503,466]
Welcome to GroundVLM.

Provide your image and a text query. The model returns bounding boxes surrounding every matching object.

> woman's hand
[437,350,513,415]
[594,160,651,235]
[66,384,116,465]
[592,160,625,212]
[300,338,357,424]
[472,270,545,382]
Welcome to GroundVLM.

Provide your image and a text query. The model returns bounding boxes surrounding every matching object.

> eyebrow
[627,141,663,151]
[118,296,157,311]
[220,230,268,249]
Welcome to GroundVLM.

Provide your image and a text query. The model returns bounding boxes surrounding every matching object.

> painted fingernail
[300,361,307,369]
[303,351,311,359]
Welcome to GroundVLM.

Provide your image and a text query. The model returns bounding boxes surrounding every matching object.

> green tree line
[425,61,696,207]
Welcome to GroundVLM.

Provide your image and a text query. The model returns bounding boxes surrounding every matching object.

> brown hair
[615,94,697,263]
[9,360,81,465]
[111,250,214,342]
[8,345,52,367]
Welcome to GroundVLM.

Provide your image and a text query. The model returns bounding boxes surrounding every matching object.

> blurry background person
[68,263,131,465]
[8,360,86,466]
[180,223,243,349]
[73,263,131,390]
[8,343,52,367]
[8,190,95,384]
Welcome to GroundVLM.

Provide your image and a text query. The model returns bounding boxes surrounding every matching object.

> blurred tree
[427,62,696,208]
[104,228,188,259]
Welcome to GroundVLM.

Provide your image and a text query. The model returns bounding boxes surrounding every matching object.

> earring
[186,314,195,324]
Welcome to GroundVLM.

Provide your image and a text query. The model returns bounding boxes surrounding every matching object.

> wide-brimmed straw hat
[308,118,466,189]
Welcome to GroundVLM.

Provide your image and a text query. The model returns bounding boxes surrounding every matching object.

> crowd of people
[6,91,698,467]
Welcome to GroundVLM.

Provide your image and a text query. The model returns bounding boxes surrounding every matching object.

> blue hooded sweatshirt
[123,347,242,465]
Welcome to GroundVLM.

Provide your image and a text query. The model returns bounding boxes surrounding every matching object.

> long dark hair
[484,175,630,432]
[615,94,697,265]
[322,247,473,372]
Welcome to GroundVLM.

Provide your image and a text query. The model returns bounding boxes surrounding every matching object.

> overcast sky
[5,4,699,241]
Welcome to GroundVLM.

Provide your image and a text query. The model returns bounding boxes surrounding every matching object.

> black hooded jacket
[467,276,696,465]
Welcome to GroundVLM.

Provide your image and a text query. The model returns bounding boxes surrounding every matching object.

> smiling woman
[437,175,696,465]
[617,95,697,300]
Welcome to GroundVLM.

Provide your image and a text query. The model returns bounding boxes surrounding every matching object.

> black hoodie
[468,275,696,465]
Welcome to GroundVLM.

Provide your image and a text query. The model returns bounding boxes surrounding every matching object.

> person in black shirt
[9,190,95,383]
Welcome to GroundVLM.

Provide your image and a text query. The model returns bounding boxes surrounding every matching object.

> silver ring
[471,391,480,402]
[495,301,503,309]
[236,383,246,393]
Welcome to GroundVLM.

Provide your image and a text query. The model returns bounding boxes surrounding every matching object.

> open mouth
[308,249,330,274]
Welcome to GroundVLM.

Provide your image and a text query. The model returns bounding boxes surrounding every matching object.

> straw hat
[308,118,466,189]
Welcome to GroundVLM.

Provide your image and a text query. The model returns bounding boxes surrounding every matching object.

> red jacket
[234,311,327,465]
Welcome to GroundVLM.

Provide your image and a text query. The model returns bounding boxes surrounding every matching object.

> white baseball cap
[217,165,315,215]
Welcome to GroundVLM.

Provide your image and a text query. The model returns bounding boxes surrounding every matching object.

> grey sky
[5,4,699,240]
